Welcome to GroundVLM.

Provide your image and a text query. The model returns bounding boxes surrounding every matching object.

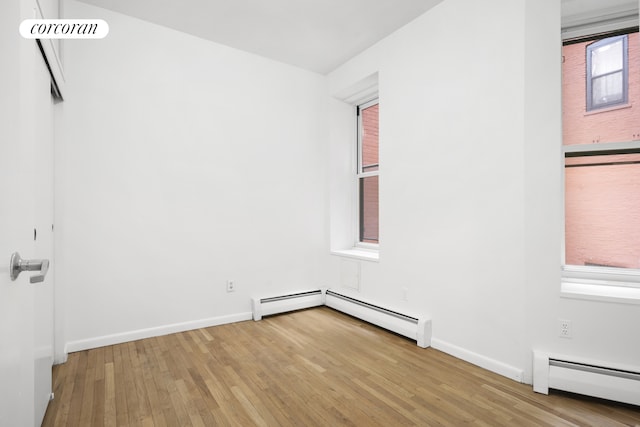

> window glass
[360,103,379,173]
[591,39,623,76]
[563,30,640,270]
[359,176,379,243]
[565,153,640,269]
[563,33,638,146]
[357,99,379,245]
[591,72,623,107]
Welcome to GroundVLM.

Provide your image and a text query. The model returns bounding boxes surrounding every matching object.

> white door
[0,1,56,425]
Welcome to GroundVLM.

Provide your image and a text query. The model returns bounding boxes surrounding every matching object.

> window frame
[585,34,628,111]
[355,98,379,249]
[561,27,640,303]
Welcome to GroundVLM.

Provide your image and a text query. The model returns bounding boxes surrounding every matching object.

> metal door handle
[10,252,50,283]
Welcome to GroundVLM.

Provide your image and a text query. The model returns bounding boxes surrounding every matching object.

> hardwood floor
[43,307,640,426]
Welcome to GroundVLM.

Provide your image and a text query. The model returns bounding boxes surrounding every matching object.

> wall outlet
[558,319,572,338]
[226,280,235,292]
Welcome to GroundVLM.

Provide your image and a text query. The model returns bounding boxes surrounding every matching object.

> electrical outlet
[226,280,235,292]
[558,319,572,338]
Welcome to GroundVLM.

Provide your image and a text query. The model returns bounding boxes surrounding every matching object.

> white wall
[328,0,529,381]
[328,0,640,382]
[58,1,330,350]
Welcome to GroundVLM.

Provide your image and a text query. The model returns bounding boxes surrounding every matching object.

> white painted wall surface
[58,1,329,350]
[328,0,640,382]
[329,0,529,380]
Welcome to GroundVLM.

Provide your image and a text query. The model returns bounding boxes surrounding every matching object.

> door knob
[10,252,50,283]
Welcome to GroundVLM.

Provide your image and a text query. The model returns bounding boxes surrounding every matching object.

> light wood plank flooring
[43,307,640,426]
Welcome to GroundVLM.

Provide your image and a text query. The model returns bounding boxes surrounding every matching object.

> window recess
[356,99,379,246]
[562,25,640,300]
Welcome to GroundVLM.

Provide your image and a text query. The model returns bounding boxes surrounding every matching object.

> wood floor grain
[43,307,640,426]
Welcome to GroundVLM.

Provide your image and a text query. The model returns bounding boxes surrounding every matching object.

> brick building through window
[563,30,640,269]
[358,101,379,244]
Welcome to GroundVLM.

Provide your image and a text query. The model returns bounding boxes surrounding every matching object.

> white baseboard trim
[431,338,524,383]
[54,350,68,365]
[65,312,253,354]
[62,308,525,387]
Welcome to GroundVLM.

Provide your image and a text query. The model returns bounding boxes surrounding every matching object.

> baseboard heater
[533,351,640,406]
[324,290,431,348]
[251,290,324,321]
[252,288,431,348]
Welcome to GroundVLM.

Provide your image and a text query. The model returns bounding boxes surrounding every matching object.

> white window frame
[561,30,640,303]
[355,98,380,250]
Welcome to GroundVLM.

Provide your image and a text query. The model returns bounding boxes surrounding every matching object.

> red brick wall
[565,154,640,268]
[361,104,379,168]
[563,33,640,268]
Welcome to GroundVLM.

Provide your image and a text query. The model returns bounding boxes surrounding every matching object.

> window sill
[331,248,379,262]
[561,278,640,305]
[584,103,631,116]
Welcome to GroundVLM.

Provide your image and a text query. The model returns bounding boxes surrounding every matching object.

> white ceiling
[75,0,443,74]
[76,0,638,74]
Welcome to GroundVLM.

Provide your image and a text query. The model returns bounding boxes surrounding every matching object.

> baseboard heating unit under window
[251,290,324,321]
[251,288,431,348]
[324,290,431,348]
[533,351,640,406]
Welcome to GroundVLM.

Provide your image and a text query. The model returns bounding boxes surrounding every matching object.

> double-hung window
[357,99,379,246]
[586,35,628,111]
[562,27,640,302]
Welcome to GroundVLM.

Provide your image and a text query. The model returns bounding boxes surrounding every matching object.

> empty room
[2,0,640,425]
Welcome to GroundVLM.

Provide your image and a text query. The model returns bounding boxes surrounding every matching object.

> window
[586,35,628,111]
[357,99,379,245]
[562,28,640,301]
[328,73,379,261]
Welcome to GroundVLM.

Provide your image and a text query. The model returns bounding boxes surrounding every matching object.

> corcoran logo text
[20,19,109,39]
